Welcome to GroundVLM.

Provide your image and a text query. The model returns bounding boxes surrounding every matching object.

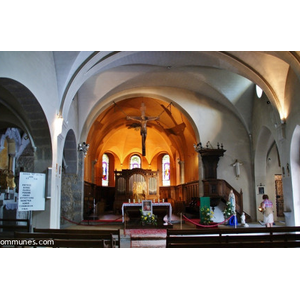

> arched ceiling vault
[57,51,300,128]
[87,97,195,164]
[54,51,300,157]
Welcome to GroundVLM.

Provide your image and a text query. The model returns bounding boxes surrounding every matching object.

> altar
[122,202,172,224]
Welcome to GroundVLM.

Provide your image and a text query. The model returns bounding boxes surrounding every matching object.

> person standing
[260,194,274,227]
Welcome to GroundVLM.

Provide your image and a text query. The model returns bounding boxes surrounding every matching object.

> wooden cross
[126,103,159,156]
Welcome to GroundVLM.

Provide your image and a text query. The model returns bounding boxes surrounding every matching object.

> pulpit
[195,145,226,208]
[197,147,226,179]
[195,144,244,218]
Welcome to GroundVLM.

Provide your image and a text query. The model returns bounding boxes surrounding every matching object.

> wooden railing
[159,181,199,203]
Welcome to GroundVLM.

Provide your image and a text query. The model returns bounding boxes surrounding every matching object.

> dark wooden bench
[33,228,121,247]
[166,226,300,248]
[0,237,111,248]
[52,239,111,248]
[13,231,114,248]
[0,219,30,236]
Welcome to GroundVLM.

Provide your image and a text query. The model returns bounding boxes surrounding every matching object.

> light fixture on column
[78,142,89,156]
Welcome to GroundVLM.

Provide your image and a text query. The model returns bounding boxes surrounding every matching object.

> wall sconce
[78,142,89,156]
[286,163,290,177]
[281,118,286,125]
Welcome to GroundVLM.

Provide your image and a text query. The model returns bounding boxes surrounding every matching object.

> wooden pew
[33,228,121,247]
[13,231,114,248]
[166,226,300,248]
[52,239,110,248]
[0,219,30,237]
[0,237,111,248]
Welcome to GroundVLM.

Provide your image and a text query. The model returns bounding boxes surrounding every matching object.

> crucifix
[126,102,160,156]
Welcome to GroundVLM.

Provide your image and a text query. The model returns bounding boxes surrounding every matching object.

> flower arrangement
[200,206,214,225]
[223,201,234,219]
[140,209,158,226]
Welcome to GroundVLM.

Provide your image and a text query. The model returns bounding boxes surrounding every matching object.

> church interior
[2,3,300,297]
[2,4,300,299]
[1,51,300,249]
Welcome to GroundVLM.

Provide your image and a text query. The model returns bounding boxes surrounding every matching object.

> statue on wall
[232,159,243,178]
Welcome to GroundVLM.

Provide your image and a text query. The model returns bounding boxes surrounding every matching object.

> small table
[122,202,172,222]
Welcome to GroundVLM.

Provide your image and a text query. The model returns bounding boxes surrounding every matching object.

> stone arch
[0,78,52,228]
[0,78,52,172]
[290,125,300,225]
[254,126,282,222]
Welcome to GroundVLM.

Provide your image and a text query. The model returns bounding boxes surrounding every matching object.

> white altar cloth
[4,200,18,210]
[122,202,172,222]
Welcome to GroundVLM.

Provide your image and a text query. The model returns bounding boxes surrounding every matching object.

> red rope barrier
[62,216,87,226]
[62,216,122,226]
[183,214,234,228]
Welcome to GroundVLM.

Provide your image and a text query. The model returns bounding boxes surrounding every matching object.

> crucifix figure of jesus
[126,102,159,156]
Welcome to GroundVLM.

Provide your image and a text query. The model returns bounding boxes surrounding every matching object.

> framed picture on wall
[258,186,265,195]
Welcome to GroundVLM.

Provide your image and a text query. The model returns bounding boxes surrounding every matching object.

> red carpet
[125,229,167,239]
[81,218,122,223]
[126,229,167,248]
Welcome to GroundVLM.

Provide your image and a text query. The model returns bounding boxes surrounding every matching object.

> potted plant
[223,201,234,222]
[200,206,214,225]
[140,209,158,226]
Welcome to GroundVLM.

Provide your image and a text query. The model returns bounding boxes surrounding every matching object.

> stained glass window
[102,154,109,186]
[130,155,141,169]
[162,154,170,186]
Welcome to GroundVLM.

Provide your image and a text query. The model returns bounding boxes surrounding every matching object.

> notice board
[18,172,46,211]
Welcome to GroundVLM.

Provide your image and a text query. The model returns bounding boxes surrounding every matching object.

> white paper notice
[18,172,46,211]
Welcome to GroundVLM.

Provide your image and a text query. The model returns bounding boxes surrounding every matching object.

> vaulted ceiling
[53,51,300,162]
[86,96,197,164]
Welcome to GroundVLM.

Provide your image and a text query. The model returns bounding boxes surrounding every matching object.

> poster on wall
[18,172,46,211]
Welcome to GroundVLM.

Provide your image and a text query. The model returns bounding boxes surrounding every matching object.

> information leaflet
[18,172,46,211]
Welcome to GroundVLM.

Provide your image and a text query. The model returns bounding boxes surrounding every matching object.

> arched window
[102,154,109,186]
[130,155,141,169]
[162,154,170,186]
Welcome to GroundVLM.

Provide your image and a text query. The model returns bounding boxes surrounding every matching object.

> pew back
[33,228,121,247]
[166,226,300,248]
[0,219,30,235]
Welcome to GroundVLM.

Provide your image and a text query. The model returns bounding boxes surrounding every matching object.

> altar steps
[126,229,167,248]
